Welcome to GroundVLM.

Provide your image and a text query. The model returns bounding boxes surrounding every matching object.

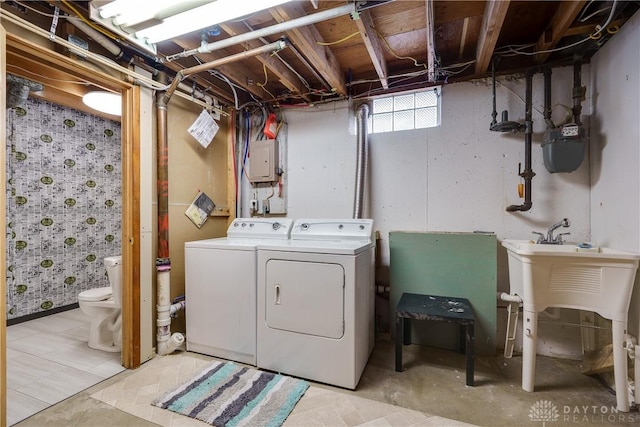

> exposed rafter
[219,22,312,102]
[425,0,436,82]
[534,0,587,63]
[474,0,510,74]
[354,9,388,89]
[269,3,347,96]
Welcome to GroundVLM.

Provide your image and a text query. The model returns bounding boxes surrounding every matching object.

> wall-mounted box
[249,139,278,183]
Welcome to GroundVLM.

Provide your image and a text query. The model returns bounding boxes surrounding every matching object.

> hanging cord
[372,26,427,69]
[241,111,251,181]
[230,110,238,202]
[317,31,360,46]
[257,63,277,100]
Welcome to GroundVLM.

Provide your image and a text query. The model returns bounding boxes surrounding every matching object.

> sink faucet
[532,218,571,244]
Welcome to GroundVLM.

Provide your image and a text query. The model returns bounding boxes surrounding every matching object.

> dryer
[256,218,375,389]
[185,218,293,365]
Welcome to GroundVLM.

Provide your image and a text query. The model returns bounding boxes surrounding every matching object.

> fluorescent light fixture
[136,0,293,43]
[83,91,122,116]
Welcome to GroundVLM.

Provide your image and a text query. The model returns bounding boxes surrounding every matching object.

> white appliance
[185,218,293,365]
[256,218,375,389]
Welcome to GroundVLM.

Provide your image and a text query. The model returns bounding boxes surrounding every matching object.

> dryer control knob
[272,222,281,230]
[233,222,239,227]
[241,223,247,227]
[300,223,309,231]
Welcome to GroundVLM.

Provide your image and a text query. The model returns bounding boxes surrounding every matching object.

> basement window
[369,88,441,133]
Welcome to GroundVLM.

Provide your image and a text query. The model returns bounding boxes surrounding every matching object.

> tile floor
[6,308,125,426]
[89,351,471,427]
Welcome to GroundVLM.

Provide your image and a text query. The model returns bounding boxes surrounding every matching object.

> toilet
[78,256,122,352]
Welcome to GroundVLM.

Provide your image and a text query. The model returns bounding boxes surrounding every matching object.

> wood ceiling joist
[270,3,347,96]
[219,22,312,102]
[354,10,388,89]
[474,0,510,74]
[534,0,587,64]
[425,0,436,83]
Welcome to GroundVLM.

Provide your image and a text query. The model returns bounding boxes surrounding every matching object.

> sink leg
[612,320,630,412]
[522,309,538,392]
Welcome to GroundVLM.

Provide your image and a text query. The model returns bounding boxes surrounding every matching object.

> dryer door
[264,259,344,339]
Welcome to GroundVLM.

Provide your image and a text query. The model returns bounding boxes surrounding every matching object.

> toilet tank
[104,256,122,304]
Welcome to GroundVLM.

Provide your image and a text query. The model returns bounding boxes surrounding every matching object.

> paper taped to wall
[188,109,219,148]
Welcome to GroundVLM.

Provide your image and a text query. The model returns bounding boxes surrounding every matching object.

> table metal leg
[395,314,403,372]
[465,323,475,386]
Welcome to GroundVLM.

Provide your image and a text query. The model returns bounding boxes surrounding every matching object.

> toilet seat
[79,286,112,302]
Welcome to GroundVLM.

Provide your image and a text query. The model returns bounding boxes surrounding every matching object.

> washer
[185,218,293,365]
[256,218,375,389]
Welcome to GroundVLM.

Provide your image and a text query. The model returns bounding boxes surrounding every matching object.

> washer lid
[185,237,258,250]
[79,286,112,302]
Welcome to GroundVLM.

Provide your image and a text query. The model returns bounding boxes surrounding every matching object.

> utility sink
[502,239,640,411]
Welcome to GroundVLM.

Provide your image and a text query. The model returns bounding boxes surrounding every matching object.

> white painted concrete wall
[590,10,640,339]
[284,66,592,293]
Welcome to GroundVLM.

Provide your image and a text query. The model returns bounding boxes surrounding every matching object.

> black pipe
[506,70,535,212]
[572,62,583,125]
[543,68,555,129]
[491,57,498,127]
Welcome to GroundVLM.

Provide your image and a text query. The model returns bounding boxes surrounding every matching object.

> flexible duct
[354,103,370,219]
[6,74,43,108]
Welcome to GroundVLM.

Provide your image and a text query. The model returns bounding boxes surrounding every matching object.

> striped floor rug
[151,361,309,427]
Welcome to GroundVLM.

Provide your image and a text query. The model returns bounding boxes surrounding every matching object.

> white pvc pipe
[170,300,186,317]
[165,3,355,61]
[498,292,522,303]
[156,268,184,356]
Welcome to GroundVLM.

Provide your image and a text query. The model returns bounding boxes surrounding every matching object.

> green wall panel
[390,231,497,355]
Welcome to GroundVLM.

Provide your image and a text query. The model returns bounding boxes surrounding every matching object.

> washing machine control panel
[227,218,294,239]
[292,219,373,241]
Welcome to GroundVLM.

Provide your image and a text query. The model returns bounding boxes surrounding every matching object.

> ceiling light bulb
[82,91,122,116]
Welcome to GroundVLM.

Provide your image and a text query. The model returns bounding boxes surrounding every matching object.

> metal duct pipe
[572,61,583,125]
[354,103,370,219]
[165,3,355,61]
[506,70,535,212]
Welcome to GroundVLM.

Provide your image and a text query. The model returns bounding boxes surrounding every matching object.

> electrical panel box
[249,139,278,183]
